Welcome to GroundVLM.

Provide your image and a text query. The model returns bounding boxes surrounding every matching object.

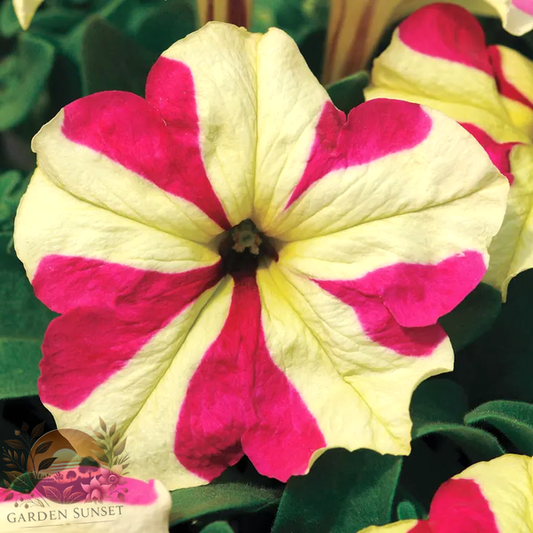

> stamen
[231,220,262,255]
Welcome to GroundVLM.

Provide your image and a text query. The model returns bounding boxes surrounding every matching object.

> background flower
[360,454,533,532]
[366,3,533,298]
[323,0,533,83]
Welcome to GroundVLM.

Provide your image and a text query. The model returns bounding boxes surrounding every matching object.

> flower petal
[40,272,227,490]
[264,101,507,247]
[148,22,260,225]
[366,4,533,296]
[255,262,452,459]
[489,45,533,137]
[13,0,44,30]
[368,4,507,116]
[430,454,533,532]
[252,28,332,231]
[494,0,533,35]
[33,91,229,242]
[15,169,220,282]
[174,273,325,483]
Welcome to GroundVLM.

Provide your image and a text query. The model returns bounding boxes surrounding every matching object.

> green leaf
[272,449,402,533]
[80,15,158,96]
[200,522,234,533]
[0,171,28,232]
[454,270,533,405]
[0,32,55,130]
[0,233,56,400]
[327,71,369,114]
[411,379,504,462]
[132,0,197,54]
[297,26,326,80]
[439,282,501,352]
[396,501,418,521]
[170,482,282,526]
[0,0,22,38]
[465,400,533,455]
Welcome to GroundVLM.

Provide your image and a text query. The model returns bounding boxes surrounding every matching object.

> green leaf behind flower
[465,400,533,455]
[80,16,157,96]
[0,234,56,400]
[411,379,504,462]
[200,522,234,533]
[327,71,369,114]
[0,171,28,232]
[439,282,501,352]
[0,33,55,131]
[170,482,282,526]
[454,270,533,405]
[272,449,402,533]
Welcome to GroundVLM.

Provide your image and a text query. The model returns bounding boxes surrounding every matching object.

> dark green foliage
[170,482,282,526]
[327,71,369,114]
[439,282,502,352]
[272,449,402,533]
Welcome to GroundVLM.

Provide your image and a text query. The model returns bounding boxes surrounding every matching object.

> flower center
[219,219,277,274]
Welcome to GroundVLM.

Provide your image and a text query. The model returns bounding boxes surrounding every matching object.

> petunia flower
[14,23,508,489]
[359,454,533,532]
[365,3,533,298]
[323,0,533,83]
[13,0,44,30]
[196,0,253,27]
[0,469,171,532]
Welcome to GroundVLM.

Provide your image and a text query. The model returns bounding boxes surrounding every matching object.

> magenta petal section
[174,273,326,482]
[514,0,533,15]
[315,252,486,355]
[398,4,493,75]
[62,88,230,230]
[461,122,518,185]
[488,46,533,111]
[429,478,499,533]
[286,99,432,208]
[35,256,222,410]
[315,279,446,357]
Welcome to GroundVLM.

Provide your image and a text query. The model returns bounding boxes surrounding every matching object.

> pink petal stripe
[514,0,533,15]
[35,255,222,410]
[429,478,499,533]
[286,99,432,208]
[461,123,518,185]
[62,87,230,230]
[315,279,446,357]
[488,46,533,111]
[315,252,486,356]
[410,522,434,532]
[174,272,326,482]
[398,4,493,76]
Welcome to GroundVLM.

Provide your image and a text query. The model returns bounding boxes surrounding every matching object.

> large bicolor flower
[366,3,533,298]
[14,23,508,489]
[360,454,533,532]
[323,0,533,83]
